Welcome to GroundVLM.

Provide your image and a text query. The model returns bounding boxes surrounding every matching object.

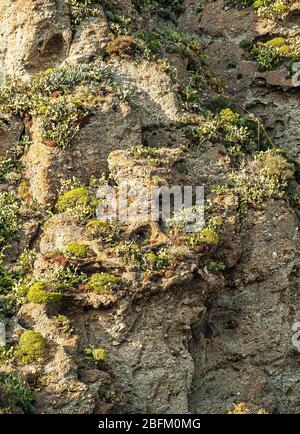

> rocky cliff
[0,0,299,414]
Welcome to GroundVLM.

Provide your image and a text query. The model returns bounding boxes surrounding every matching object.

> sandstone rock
[0,0,72,75]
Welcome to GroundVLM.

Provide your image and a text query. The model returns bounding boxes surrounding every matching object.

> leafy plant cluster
[115,241,169,271]
[250,37,300,71]
[252,0,293,20]
[225,148,294,211]
[226,0,292,20]
[0,192,22,256]
[66,0,102,25]
[0,62,121,149]
[132,0,184,18]
[83,347,108,362]
[0,373,34,413]
[85,219,122,245]
[186,108,270,157]
[0,157,24,184]
[167,206,222,249]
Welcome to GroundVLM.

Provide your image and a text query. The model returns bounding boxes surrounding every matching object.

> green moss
[26,281,63,304]
[86,219,110,235]
[0,373,34,413]
[88,273,120,293]
[83,347,108,362]
[65,242,88,258]
[15,330,47,365]
[55,187,98,221]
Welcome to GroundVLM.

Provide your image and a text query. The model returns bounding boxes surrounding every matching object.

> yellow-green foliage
[26,281,63,304]
[219,108,239,125]
[86,219,110,236]
[85,219,121,244]
[255,148,294,182]
[186,226,220,248]
[88,273,120,293]
[250,36,300,70]
[83,347,108,362]
[56,187,91,212]
[230,149,294,207]
[15,330,46,365]
[65,242,88,258]
[228,402,268,414]
[253,0,292,20]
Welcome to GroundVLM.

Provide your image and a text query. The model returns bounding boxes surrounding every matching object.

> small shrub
[106,35,138,57]
[0,192,21,255]
[52,315,73,334]
[65,242,88,258]
[0,157,24,184]
[88,273,120,293]
[186,226,220,248]
[0,373,34,413]
[83,347,108,362]
[85,219,121,244]
[41,96,88,149]
[253,0,292,20]
[15,330,47,365]
[26,281,63,304]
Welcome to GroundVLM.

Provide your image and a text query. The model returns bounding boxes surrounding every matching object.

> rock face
[0,0,72,75]
[197,0,300,164]
[0,0,299,415]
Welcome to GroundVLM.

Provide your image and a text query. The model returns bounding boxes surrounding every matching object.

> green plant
[229,149,294,208]
[66,0,101,25]
[0,62,119,149]
[41,96,88,149]
[115,241,169,271]
[186,226,220,248]
[88,273,120,293]
[83,347,108,362]
[129,144,161,164]
[15,248,36,275]
[15,330,47,365]
[65,242,88,258]
[55,186,98,221]
[85,219,121,244]
[52,315,73,334]
[253,0,292,20]
[26,281,63,304]
[0,373,34,413]
[145,250,169,270]
[0,192,21,255]
[0,157,24,184]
